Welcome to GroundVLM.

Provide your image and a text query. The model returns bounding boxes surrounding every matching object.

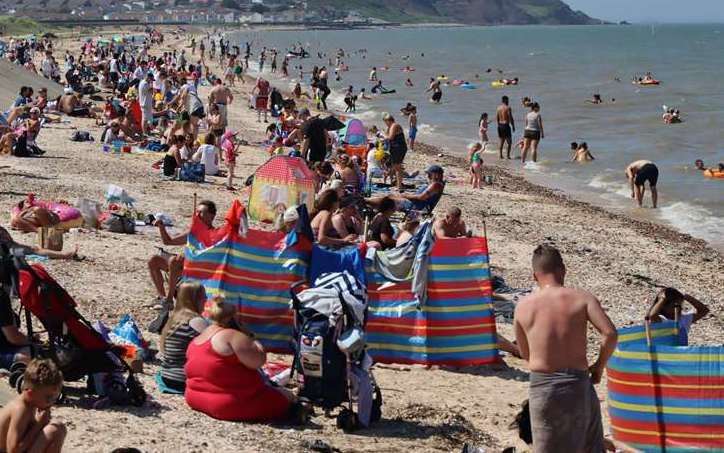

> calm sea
[232,25,724,250]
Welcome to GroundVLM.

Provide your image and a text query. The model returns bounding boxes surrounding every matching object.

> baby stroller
[290,271,382,431]
[0,245,146,405]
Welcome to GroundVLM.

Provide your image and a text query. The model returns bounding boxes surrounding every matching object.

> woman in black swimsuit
[383,113,407,190]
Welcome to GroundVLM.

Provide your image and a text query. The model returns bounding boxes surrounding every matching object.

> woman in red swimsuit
[185,298,294,422]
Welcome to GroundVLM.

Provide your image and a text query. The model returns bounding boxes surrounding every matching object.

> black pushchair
[0,244,146,405]
[290,271,382,431]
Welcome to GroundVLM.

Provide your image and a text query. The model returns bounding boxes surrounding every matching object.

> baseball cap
[426,164,443,175]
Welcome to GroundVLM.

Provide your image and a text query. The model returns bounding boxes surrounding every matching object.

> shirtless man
[58,93,93,118]
[208,79,233,130]
[427,78,442,103]
[514,245,617,453]
[496,96,515,159]
[626,160,659,208]
[433,207,468,238]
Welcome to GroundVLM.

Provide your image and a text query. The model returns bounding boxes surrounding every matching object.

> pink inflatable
[11,194,83,230]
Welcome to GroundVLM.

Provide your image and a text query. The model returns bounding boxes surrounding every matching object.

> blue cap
[426,164,443,174]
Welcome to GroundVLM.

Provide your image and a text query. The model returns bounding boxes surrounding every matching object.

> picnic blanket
[607,322,724,452]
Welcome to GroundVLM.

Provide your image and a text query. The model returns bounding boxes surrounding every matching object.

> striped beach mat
[182,200,309,352]
[365,237,498,366]
[607,322,724,452]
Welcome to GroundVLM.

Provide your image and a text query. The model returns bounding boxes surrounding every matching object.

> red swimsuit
[185,332,290,422]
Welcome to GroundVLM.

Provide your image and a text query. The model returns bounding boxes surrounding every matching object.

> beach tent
[341,118,367,145]
[248,155,315,222]
[607,322,724,452]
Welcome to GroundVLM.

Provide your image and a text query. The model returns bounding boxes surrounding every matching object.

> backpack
[103,213,136,234]
[12,132,30,157]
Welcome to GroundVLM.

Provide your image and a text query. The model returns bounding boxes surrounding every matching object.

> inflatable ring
[437,76,448,81]
[491,81,505,88]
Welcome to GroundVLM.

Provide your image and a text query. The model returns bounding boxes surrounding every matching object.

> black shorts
[635,163,659,187]
[431,91,442,102]
[524,129,541,141]
[389,147,407,165]
[498,124,512,140]
[190,107,206,119]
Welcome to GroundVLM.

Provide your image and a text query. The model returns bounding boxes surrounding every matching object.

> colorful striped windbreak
[365,237,498,366]
[182,202,498,366]
[607,322,724,452]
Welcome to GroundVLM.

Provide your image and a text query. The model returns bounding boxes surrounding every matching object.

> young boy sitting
[0,359,67,453]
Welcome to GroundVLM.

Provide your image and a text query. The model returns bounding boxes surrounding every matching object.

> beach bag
[296,313,347,409]
[103,212,135,234]
[71,131,94,142]
[37,227,64,252]
[178,162,205,183]
[12,132,30,158]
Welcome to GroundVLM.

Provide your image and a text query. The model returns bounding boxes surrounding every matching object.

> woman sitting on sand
[185,297,299,422]
[162,134,185,177]
[331,196,363,241]
[311,189,356,248]
[334,154,360,190]
[159,282,209,392]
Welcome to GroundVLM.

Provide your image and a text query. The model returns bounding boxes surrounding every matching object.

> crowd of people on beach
[0,28,718,452]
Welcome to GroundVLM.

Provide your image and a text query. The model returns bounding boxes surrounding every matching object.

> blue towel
[155,371,183,395]
[310,245,365,286]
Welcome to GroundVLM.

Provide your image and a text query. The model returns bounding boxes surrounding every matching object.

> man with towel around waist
[514,244,618,452]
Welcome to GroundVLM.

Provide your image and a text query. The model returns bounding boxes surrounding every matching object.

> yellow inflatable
[491,81,505,88]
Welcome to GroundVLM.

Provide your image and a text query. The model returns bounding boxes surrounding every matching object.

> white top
[109,58,119,74]
[138,79,153,110]
[193,144,219,175]
[133,66,146,81]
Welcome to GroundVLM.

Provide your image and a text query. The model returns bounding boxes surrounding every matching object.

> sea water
[232,25,724,250]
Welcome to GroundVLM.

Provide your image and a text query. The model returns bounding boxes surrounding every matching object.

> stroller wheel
[14,375,24,394]
[371,387,383,423]
[9,362,27,374]
[8,369,23,388]
[336,408,358,432]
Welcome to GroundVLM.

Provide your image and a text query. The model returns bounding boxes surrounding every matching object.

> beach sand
[0,28,721,452]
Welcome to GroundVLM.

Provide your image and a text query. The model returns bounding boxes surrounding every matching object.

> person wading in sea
[626,160,659,208]
[496,96,515,159]
[514,244,617,453]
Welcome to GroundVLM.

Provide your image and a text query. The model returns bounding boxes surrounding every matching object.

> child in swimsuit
[468,142,484,189]
[479,112,489,149]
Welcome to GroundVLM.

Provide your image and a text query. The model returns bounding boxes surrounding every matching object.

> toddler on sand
[0,359,66,452]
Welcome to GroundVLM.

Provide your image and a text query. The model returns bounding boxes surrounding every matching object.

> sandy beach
[0,27,721,452]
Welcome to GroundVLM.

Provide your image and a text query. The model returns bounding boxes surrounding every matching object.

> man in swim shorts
[514,245,617,453]
[626,160,659,208]
[496,96,515,159]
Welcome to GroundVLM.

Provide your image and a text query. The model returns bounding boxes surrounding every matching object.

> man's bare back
[209,85,232,104]
[496,104,512,125]
[515,286,612,374]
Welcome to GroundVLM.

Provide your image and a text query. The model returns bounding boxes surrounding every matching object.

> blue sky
[565,0,724,23]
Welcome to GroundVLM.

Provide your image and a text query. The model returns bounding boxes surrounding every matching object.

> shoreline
[414,141,722,256]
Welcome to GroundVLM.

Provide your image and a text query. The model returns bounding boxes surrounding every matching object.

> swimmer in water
[427,78,442,103]
[405,78,414,87]
[369,66,378,82]
[694,159,707,171]
[586,94,603,104]
[570,142,595,162]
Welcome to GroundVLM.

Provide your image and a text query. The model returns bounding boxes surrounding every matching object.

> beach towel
[309,244,365,286]
[529,369,604,453]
